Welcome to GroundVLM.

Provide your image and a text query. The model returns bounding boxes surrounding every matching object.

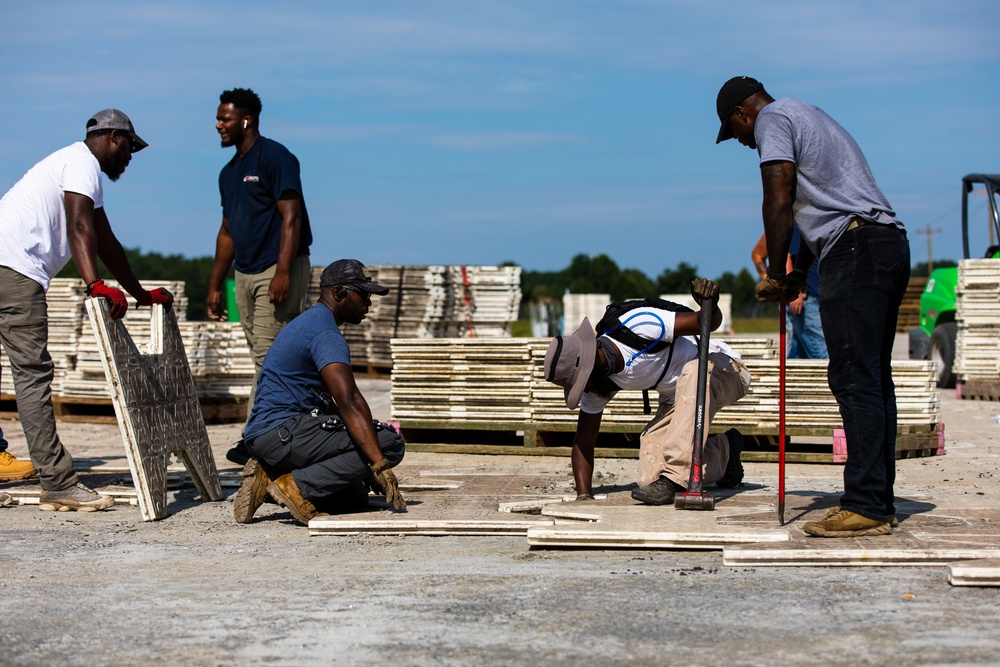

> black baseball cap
[715,76,764,144]
[319,259,389,295]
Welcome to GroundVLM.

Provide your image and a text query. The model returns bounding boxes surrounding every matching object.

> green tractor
[909,174,1000,387]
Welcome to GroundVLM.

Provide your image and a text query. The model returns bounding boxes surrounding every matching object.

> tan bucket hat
[543,317,597,409]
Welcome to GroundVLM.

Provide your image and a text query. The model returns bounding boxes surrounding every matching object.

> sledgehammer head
[674,491,715,511]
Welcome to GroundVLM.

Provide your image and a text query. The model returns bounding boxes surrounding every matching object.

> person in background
[751,229,827,359]
[205,87,313,465]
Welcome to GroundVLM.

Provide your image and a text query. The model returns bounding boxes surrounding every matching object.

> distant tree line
[517,253,773,318]
[56,249,954,324]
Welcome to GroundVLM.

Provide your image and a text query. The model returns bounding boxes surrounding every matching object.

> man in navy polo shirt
[206,87,313,464]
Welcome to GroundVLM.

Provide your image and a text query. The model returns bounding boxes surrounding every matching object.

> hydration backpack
[595,297,694,414]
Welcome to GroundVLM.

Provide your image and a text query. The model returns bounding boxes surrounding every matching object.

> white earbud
[243,120,248,129]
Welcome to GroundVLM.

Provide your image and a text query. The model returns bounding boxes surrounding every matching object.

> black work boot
[631,476,684,505]
[226,438,251,466]
[715,428,744,488]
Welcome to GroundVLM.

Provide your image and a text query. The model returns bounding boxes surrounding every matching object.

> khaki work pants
[235,255,311,416]
[637,353,751,488]
[0,266,78,491]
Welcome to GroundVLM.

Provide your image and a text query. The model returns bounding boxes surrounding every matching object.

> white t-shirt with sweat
[0,142,104,290]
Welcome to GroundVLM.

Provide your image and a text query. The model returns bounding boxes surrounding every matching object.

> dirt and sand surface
[2,365,1000,666]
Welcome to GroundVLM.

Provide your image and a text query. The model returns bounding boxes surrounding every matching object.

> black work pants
[248,412,405,503]
[819,223,910,522]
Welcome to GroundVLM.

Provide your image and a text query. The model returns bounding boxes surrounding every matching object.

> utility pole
[916,225,942,273]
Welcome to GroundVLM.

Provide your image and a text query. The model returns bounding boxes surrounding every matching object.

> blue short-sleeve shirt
[244,304,350,440]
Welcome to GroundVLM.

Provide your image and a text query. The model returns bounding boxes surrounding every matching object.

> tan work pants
[235,255,311,416]
[638,353,751,488]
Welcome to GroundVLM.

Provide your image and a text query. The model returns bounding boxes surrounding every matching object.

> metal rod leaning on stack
[778,297,787,525]
[674,292,716,511]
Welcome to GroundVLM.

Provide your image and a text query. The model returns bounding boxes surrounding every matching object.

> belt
[846,217,868,231]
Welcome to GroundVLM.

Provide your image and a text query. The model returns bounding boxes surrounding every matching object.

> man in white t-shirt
[0,109,173,512]
[544,278,752,504]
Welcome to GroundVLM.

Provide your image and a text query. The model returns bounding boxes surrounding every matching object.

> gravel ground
[2,368,1000,666]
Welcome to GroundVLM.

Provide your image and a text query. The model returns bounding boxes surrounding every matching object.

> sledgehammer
[675,296,715,511]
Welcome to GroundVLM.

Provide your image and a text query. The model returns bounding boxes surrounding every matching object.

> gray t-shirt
[755,97,903,262]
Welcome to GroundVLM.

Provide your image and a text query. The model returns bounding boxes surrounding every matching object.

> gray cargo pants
[0,266,78,491]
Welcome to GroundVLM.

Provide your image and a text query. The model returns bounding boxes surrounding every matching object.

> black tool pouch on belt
[595,297,694,415]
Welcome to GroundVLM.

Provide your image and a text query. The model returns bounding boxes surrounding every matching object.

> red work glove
[136,287,174,309]
[86,279,128,320]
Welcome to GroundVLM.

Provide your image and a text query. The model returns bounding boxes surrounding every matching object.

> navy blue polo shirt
[219,136,313,274]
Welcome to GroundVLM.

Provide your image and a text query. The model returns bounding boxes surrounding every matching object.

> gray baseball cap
[86,109,148,152]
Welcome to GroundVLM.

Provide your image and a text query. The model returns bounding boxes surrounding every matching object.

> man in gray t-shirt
[715,76,911,538]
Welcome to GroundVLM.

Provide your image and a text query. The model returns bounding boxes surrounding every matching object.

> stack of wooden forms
[562,294,610,334]
[307,264,522,369]
[1,279,254,408]
[391,338,534,422]
[955,259,1000,397]
[392,335,778,427]
[897,276,927,333]
[179,322,256,398]
[392,336,942,460]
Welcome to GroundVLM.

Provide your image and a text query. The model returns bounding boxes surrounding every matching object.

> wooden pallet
[352,361,393,376]
[45,394,250,424]
[398,419,945,463]
[957,380,1000,401]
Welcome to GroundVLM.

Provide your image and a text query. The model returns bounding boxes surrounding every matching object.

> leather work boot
[825,505,899,528]
[233,458,271,524]
[0,491,13,507]
[715,428,744,488]
[631,476,685,505]
[266,473,323,526]
[38,483,114,512]
[0,451,38,480]
[803,510,892,537]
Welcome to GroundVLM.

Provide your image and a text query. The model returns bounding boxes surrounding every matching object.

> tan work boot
[825,505,899,528]
[266,473,323,526]
[0,451,38,480]
[803,510,892,537]
[0,491,13,507]
[233,458,271,524]
[38,483,115,512]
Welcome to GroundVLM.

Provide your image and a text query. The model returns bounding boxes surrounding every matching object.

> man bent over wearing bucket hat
[544,279,751,505]
[232,259,405,525]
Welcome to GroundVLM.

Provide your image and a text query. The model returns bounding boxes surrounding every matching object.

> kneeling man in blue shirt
[234,259,406,525]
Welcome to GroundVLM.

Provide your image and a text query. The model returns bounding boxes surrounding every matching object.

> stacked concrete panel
[954,259,1000,384]
[308,264,522,367]
[391,337,941,434]
[2,278,254,402]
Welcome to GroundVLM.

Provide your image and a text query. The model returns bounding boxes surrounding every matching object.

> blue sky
[2,1,998,281]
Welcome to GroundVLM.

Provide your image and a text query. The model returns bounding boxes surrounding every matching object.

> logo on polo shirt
[243,175,260,183]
